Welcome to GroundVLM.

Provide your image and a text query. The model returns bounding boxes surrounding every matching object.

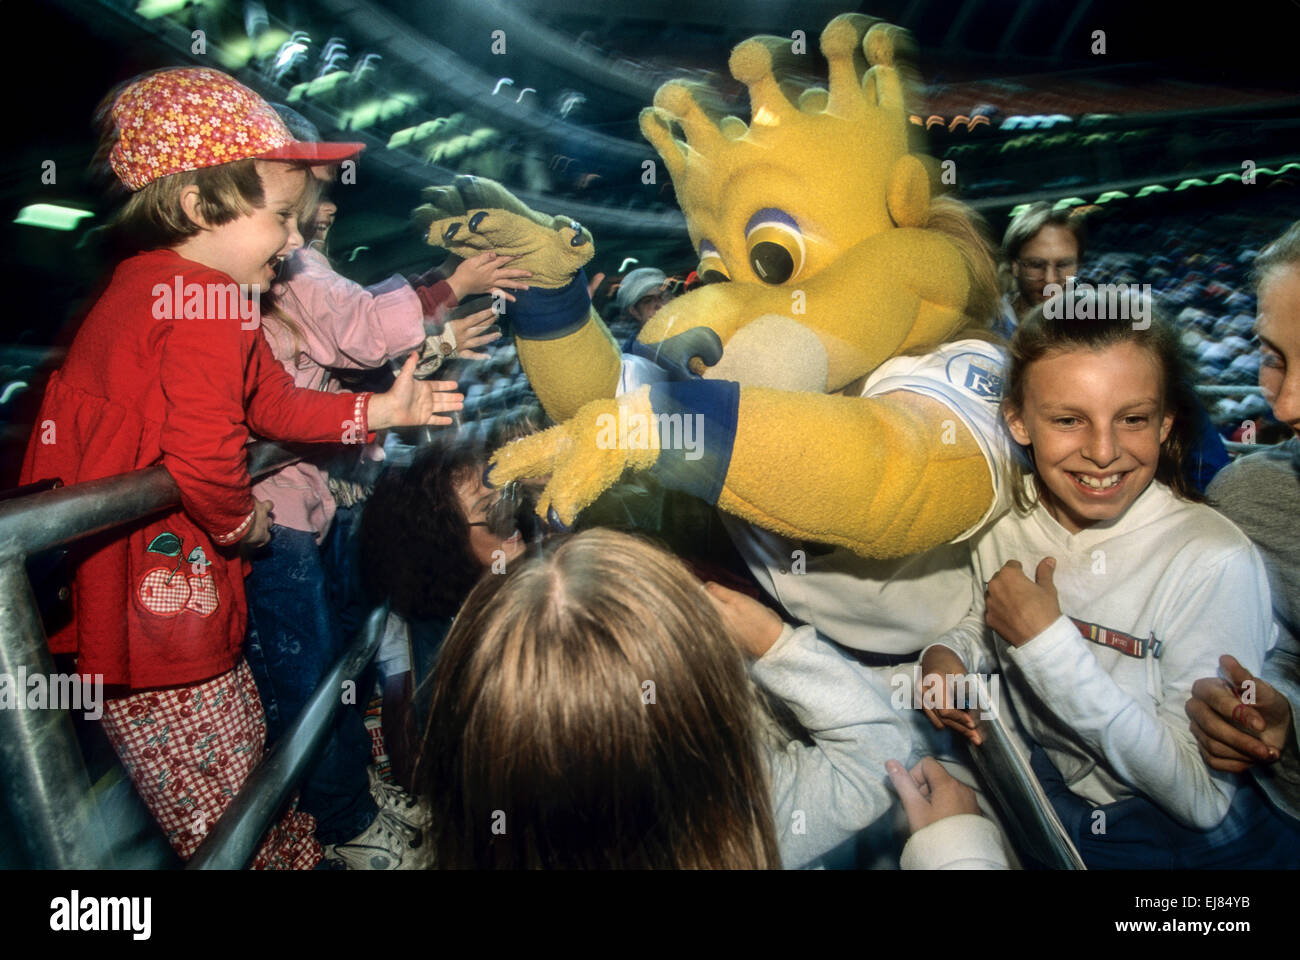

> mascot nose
[631,326,724,380]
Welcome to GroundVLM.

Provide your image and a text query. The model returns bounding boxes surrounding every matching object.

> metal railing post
[0,558,114,868]
[187,605,388,870]
[0,442,302,869]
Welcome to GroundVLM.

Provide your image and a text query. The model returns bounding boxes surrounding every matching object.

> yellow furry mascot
[418,14,1012,657]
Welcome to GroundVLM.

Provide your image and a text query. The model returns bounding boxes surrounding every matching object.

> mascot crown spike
[639,15,930,285]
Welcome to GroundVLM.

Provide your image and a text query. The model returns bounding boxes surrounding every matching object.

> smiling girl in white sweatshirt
[920,296,1300,868]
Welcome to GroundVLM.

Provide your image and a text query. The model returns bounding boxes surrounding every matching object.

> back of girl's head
[1004,290,1205,504]
[417,527,780,869]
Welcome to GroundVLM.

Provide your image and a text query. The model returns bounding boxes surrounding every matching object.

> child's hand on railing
[240,499,275,551]
[368,352,464,430]
[920,645,981,745]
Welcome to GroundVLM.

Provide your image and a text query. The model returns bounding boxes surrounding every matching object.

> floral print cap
[109,67,364,191]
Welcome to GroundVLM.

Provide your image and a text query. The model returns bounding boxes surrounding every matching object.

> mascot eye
[697,241,731,284]
[744,209,805,285]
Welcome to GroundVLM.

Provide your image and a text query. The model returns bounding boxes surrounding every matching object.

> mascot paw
[415,175,594,288]
[488,388,660,526]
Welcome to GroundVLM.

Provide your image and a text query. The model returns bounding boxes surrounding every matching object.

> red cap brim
[257,140,366,163]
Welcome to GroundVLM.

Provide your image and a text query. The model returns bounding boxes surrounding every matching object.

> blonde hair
[416,528,781,869]
[893,195,1002,357]
[930,196,1000,331]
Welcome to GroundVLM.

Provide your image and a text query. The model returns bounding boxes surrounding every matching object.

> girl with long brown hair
[416,527,1004,869]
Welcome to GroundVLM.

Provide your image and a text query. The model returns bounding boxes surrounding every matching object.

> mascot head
[636,14,996,393]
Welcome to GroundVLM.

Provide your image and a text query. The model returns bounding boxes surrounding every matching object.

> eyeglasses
[1017,257,1078,279]
[467,480,522,539]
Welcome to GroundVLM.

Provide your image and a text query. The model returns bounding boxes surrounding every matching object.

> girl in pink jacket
[245,133,529,869]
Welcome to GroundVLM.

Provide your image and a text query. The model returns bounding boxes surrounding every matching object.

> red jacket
[21,249,373,690]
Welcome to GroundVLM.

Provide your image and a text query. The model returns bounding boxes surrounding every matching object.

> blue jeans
[321,504,369,645]
[245,525,378,845]
[1030,745,1300,869]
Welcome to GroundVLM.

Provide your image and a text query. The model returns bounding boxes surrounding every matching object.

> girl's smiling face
[1004,341,1174,534]
[180,160,307,289]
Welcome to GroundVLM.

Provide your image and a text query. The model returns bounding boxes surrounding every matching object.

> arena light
[135,0,189,19]
[287,70,348,102]
[14,204,94,231]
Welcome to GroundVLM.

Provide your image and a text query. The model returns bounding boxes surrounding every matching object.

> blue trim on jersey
[507,269,591,340]
[647,379,740,505]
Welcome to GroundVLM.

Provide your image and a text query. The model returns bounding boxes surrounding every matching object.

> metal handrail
[0,441,302,869]
[0,442,300,560]
[188,605,388,869]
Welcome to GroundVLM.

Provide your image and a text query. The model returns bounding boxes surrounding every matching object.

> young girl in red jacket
[19,67,461,868]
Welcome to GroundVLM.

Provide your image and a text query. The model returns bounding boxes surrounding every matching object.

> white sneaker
[321,806,433,870]
[367,766,432,830]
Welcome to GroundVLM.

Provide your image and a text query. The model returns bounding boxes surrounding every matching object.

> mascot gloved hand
[419,177,632,521]
[491,385,662,526]
[415,176,594,289]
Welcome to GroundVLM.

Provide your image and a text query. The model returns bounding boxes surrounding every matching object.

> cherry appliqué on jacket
[137,532,219,618]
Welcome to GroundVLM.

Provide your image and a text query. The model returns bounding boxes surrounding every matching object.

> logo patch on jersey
[945,352,1004,401]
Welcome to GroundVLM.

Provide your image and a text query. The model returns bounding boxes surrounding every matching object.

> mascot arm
[647,380,994,559]
[509,271,622,423]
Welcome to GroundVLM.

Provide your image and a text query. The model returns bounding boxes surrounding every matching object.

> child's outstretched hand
[447,306,503,361]
[886,757,982,835]
[985,557,1061,648]
[705,582,784,659]
[1186,654,1293,773]
[447,251,531,303]
[368,352,464,429]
